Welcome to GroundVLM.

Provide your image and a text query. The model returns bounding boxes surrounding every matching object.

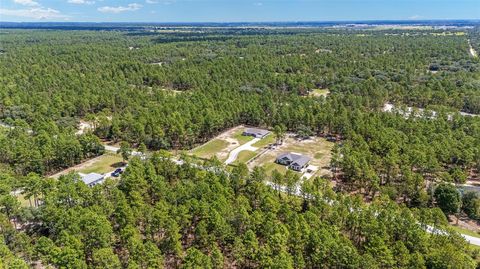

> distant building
[275,152,311,171]
[80,173,105,187]
[242,128,270,139]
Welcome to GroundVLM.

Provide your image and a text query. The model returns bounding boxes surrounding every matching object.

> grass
[249,136,334,177]
[309,89,330,97]
[449,225,480,238]
[233,130,254,145]
[191,139,229,159]
[233,150,258,165]
[252,134,275,148]
[15,193,31,207]
[78,153,124,174]
[263,162,288,175]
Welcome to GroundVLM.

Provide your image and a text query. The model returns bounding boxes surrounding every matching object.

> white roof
[80,173,104,185]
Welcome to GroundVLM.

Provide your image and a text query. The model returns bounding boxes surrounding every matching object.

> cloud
[0,7,68,19]
[253,2,263,6]
[98,3,142,13]
[13,0,40,7]
[409,15,422,19]
[67,0,95,5]
[145,0,174,4]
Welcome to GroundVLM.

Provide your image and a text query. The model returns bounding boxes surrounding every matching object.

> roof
[80,173,104,185]
[244,128,270,136]
[276,152,311,166]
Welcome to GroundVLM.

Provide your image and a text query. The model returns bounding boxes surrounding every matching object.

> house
[242,128,270,139]
[80,173,105,187]
[275,152,311,171]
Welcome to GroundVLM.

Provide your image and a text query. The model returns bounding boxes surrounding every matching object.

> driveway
[302,165,319,180]
[224,138,260,165]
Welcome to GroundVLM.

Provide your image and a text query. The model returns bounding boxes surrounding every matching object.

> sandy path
[468,39,478,58]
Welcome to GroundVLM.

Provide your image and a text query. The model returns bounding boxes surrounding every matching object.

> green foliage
[0,26,480,268]
[434,183,462,215]
[462,191,480,220]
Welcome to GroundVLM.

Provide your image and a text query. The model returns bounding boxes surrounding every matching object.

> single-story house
[80,173,105,187]
[275,152,311,171]
[242,128,270,139]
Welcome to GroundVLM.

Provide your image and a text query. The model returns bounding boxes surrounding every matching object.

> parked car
[111,168,124,177]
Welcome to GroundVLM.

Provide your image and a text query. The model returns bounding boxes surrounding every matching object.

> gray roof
[277,152,311,167]
[80,173,104,185]
[244,128,270,137]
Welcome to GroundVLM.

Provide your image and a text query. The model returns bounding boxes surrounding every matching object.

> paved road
[224,138,260,165]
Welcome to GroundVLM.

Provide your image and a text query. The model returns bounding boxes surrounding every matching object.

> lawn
[233,150,258,165]
[449,225,480,238]
[249,136,334,177]
[252,134,275,148]
[190,139,229,159]
[233,129,254,145]
[78,153,124,174]
[309,89,330,97]
[262,162,288,175]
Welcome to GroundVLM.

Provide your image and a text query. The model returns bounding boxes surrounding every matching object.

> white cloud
[254,2,263,6]
[13,0,40,7]
[98,3,142,13]
[0,7,68,19]
[68,0,95,5]
[409,15,422,19]
[146,0,174,4]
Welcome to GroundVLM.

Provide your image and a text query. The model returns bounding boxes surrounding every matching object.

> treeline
[0,157,476,268]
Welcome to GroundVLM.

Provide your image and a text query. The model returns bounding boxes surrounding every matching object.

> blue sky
[0,0,478,22]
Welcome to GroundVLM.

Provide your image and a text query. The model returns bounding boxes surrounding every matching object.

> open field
[50,153,123,178]
[309,88,330,97]
[232,150,258,165]
[252,134,275,148]
[248,134,334,177]
[189,125,254,161]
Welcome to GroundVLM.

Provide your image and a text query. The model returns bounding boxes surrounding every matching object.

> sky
[0,0,479,22]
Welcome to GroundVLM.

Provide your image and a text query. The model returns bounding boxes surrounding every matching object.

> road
[468,39,478,58]
[50,142,480,247]
[383,103,479,119]
[224,138,260,165]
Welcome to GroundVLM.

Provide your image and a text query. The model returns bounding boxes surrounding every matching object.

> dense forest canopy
[0,25,480,268]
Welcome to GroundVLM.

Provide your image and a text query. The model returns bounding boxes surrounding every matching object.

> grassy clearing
[15,193,31,207]
[78,153,124,174]
[262,162,288,175]
[252,134,275,148]
[191,139,229,159]
[309,89,330,97]
[233,150,257,165]
[249,136,333,176]
[233,129,254,145]
[450,225,480,238]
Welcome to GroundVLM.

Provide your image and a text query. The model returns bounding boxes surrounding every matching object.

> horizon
[0,0,479,23]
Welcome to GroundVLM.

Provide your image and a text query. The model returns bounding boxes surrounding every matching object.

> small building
[242,128,270,139]
[80,173,105,187]
[275,152,311,172]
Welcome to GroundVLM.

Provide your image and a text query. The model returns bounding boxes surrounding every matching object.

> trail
[468,39,478,58]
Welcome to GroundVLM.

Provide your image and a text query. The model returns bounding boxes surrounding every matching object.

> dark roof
[244,128,270,137]
[276,152,311,167]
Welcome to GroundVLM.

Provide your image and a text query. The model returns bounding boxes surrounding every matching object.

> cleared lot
[309,88,330,97]
[50,153,123,178]
[248,134,334,178]
[189,125,254,161]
